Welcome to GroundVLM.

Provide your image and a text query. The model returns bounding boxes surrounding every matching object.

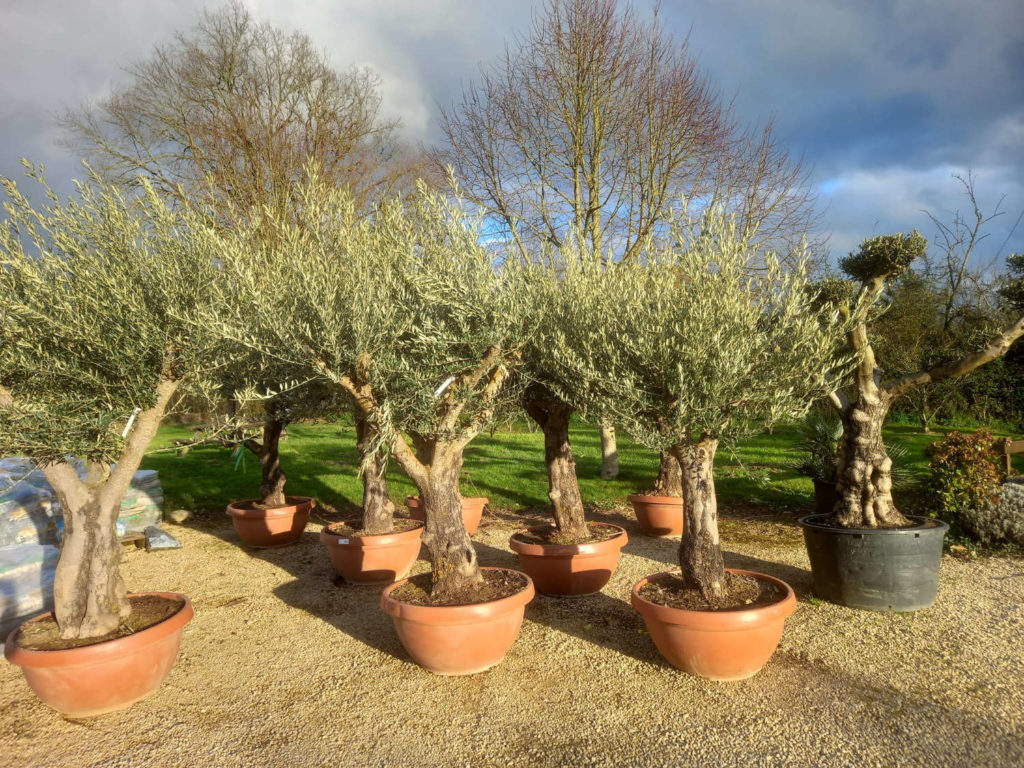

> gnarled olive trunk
[599,420,619,479]
[356,411,395,535]
[674,439,725,601]
[833,395,910,528]
[258,414,288,507]
[415,441,482,600]
[38,379,178,640]
[50,488,129,639]
[653,449,683,496]
[524,398,588,541]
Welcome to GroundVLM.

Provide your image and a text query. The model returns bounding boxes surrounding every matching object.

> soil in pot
[404,496,486,535]
[509,522,628,596]
[14,594,184,651]
[637,572,781,612]
[226,496,313,547]
[320,518,424,585]
[390,569,528,607]
[798,513,949,611]
[381,567,534,675]
[631,569,796,681]
[5,592,194,717]
[627,494,684,536]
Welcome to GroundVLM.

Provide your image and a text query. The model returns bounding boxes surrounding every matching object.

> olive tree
[0,168,218,639]
[827,232,1024,528]
[201,181,534,599]
[542,211,849,599]
[436,0,819,482]
[63,1,415,511]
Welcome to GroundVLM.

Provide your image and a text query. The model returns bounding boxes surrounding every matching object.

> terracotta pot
[320,520,424,585]
[380,567,534,675]
[627,494,684,536]
[631,569,796,681]
[509,523,628,596]
[404,496,487,535]
[4,592,194,717]
[226,496,313,547]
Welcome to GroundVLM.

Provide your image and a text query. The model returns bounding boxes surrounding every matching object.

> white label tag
[338,538,349,545]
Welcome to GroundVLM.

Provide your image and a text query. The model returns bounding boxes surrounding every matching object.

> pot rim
[4,592,195,669]
[627,493,683,504]
[226,496,315,519]
[320,519,424,547]
[508,523,628,556]
[797,513,949,535]
[404,495,489,508]
[630,569,796,630]
[380,566,534,625]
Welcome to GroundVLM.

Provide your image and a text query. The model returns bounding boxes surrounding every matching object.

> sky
[1,0,1022,265]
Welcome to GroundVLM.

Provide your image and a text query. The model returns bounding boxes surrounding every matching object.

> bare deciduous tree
[435,0,819,494]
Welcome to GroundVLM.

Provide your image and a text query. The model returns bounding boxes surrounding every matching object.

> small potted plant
[503,372,628,595]
[626,451,685,536]
[220,392,316,548]
[0,170,213,715]
[320,410,423,585]
[548,209,850,679]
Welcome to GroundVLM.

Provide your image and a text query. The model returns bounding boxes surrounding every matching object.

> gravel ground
[2,505,1023,768]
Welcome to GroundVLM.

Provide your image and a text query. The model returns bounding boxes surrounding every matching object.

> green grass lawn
[142,418,1024,516]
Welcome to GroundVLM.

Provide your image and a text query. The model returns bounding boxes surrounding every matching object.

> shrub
[925,430,1003,539]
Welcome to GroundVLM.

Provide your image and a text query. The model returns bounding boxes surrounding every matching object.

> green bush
[925,430,1003,537]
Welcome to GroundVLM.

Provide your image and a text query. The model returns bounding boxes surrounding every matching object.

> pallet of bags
[0,484,61,548]
[0,543,59,638]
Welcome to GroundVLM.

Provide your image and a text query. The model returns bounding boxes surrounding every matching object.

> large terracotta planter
[627,494,684,536]
[320,520,424,585]
[404,496,487,535]
[631,569,796,681]
[380,567,534,675]
[4,592,194,717]
[509,523,628,596]
[226,496,313,547]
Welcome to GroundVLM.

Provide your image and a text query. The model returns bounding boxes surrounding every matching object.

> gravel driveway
[2,506,1022,768]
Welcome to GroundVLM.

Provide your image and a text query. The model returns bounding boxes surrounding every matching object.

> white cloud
[819,164,1024,263]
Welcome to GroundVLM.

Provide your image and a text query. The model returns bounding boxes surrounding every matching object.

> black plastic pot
[812,480,837,517]
[798,513,949,611]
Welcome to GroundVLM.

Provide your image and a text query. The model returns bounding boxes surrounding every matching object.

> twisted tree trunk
[833,394,909,527]
[416,441,482,600]
[653,449,683,496]
[599,419,619,479]
[257,414,288,507]
[524,398,588,541]
[356,411,395,535]
[674,438,725,601]
[40,379,177,639]
[48,484,128,639]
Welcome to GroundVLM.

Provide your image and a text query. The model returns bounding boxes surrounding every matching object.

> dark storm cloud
[2,0,1021,259]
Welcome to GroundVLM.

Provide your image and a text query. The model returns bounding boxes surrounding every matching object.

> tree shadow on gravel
[471,539,669,668]
[177,509,409,662]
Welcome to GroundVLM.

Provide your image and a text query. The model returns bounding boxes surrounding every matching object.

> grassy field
[142,418,1024,516]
